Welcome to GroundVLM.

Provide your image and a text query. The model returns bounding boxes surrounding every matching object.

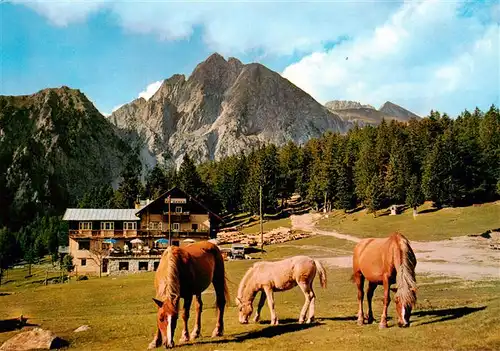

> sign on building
[165,197,187,204]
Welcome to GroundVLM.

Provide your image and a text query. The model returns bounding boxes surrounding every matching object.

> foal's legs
[354,271,365,326]
[298,282,315,324]
[179,296,193,343]
[379,276,390,329]
[253,290,267,322]
[190,294,203,339]
[366,282,377,324]
[263,286,278,325]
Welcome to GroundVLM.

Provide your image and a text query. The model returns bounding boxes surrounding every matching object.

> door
[102,258,109,273]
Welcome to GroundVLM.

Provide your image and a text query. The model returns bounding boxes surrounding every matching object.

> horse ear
[153,298,163,308]
[411,287,418,292]
[390,288,398,293]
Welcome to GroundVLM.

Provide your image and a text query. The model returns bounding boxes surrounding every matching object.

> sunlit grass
[1,235,499,350]
[317,201,500,241]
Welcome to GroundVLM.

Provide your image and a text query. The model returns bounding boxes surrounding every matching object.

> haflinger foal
[236,255,327,325]
[352,232,417,329]
[149,241,228,349]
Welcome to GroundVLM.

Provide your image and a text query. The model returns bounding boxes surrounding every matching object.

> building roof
[62,208,139,221]
[135,186,223,222]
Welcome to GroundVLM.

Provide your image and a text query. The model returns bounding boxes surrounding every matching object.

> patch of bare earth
[290,213,500,281]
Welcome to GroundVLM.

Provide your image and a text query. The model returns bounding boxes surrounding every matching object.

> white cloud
[282,0,500,116]
[138,81,163,101]
[11,0,398,56]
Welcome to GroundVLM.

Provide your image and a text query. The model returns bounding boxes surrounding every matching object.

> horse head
[153,296,180,348]
[391,287,417,327]
[235,296,253,324]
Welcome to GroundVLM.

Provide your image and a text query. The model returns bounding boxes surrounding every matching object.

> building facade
[62,187,221,276]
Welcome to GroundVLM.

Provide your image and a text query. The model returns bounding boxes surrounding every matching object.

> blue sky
[1,0,498,116]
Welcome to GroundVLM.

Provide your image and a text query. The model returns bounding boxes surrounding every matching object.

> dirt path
[290,213,500,281]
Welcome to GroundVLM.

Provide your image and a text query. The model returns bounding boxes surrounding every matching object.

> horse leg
[354,271,365,326]
[179,296,193,344]
[264,286,279,325]
[379,277,390,329]
[190,294,202,340]
[366,282,377,324]
[297,282,312,324]
[147,328,162,349]
[253,290,266,323]
[306,285,316,324]
[212,281,226,337]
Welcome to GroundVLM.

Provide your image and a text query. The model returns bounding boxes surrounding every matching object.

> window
[172,223,180,231]
[81,258,86,266]
[119,262,129,271]
[101,222,114,230]
[153,262,160,271]
[175,206,183,213]
[79,222,92,230]
[124,222,137,230]
[192,223,198,232]
[172,240,180,247]
[78,240,90,251]
[149,222,161,230]
[139,262,149,271]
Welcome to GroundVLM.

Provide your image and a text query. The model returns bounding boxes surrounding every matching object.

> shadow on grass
[185,321,321,347]
[0,292,12,296]
[414,306,486,326]
[418,208,440,214]
[0,316,38,333]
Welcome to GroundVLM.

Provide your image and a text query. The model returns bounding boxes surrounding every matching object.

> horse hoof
[179,336,189,344]
[367,318,375,325]
[357,319,364,326]
[253,316,260,323]
[147,341,157,349]
[272,319,279,325]
[306,318,314,324]
[298,319,305,324]
[190,332,200,340]
[211,329,223,337]
[379,323,388,329]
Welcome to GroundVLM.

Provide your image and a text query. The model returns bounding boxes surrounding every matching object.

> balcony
[162,212,191,222]
[69,229,138,238]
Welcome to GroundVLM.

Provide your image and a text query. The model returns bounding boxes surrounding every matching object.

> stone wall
[108,258,160,275]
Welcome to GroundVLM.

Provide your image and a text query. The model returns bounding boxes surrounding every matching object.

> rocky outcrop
[0,328,67,350]
[325,99,420,126]
[111,53,347,168]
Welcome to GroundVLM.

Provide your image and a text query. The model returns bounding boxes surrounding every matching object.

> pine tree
[178,154,205,199]
[113,158,144,208]
[406,175,424,217]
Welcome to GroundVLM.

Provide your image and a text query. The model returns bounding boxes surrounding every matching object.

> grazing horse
[352,232,417,329]
[149,241,228,349]
[236,255,327,325]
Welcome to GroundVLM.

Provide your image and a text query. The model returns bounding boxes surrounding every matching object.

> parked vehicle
[231,244,246,259]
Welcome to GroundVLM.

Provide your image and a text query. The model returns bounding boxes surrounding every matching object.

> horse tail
[314,259,327,289]
[394,233,417,307]
[212,245,230,303]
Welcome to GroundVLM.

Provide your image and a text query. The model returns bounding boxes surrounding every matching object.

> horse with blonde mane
[352,232,417,329]
[236,255,327,325]
[149,241,228,349]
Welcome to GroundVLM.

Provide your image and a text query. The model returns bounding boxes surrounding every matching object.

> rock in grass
[0,328,67,350]
[74,325,90,333]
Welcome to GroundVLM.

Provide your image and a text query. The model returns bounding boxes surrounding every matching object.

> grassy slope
[1,235,499,351]
[317,201,500,241]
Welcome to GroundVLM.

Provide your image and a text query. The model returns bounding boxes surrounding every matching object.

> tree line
[0,105,498,278]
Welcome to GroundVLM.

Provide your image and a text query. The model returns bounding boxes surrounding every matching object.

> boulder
[0,328,67,350]
[74,325,90,333]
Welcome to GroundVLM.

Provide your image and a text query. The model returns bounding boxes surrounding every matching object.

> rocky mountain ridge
[325,99,420,126]
[111,53,347,168]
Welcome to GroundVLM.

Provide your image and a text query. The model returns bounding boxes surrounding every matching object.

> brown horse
[149,241,228,349]
[352,232,417,329]
[236,255,327,325]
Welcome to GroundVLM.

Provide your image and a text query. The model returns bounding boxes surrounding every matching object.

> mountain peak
[379,101,420,121]
[325,100,375,110]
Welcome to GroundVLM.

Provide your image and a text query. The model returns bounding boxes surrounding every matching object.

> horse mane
[237,264,258,300]
[394,233,417,307]
[159,246,181,299]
